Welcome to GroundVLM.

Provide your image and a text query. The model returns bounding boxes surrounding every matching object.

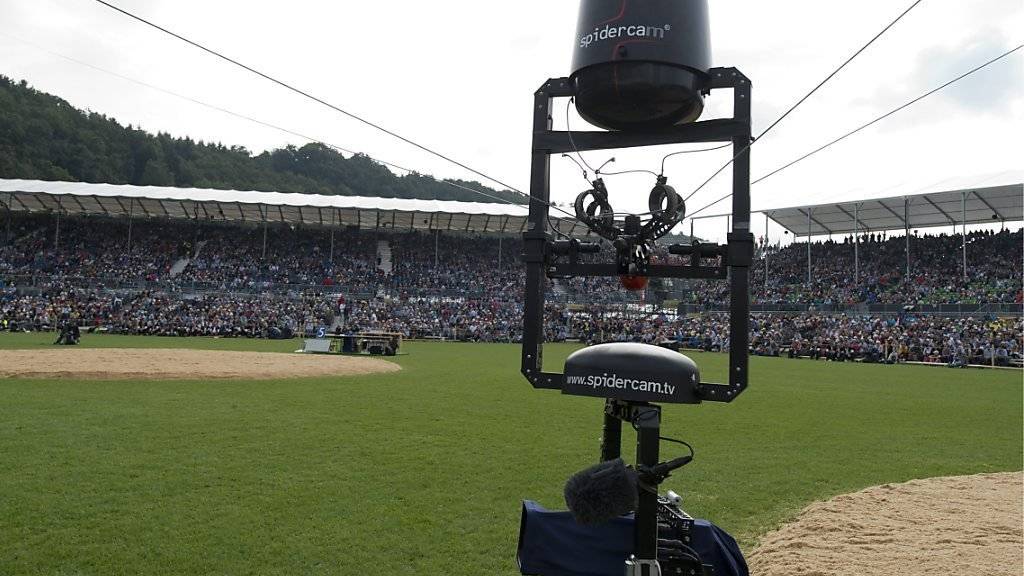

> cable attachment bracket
[574,178,617,240]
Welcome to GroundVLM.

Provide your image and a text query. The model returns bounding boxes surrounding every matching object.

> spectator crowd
[686,229,1023,306]
[1,213,1021,367]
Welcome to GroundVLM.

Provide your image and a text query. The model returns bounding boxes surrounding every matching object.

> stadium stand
[682,229,1024,307]
[1,178,1021,368]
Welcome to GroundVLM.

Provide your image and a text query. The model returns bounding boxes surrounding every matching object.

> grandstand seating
[1,212,1021,366]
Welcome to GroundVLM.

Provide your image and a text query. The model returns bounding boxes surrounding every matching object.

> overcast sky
[1,0,1021,242]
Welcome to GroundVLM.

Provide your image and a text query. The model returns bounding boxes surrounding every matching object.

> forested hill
[0,75,523,203]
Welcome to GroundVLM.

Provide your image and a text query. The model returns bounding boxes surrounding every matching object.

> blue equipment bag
[517,501,748,576]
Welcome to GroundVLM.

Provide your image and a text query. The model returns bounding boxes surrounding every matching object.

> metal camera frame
[519,68,753,575]
[521,67,754,402]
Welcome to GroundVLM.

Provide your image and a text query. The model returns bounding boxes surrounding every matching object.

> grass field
[1,333,1021,575]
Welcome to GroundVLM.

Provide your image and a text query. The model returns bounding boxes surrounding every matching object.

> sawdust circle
[0,348,400,380]
[748,471,1023,576]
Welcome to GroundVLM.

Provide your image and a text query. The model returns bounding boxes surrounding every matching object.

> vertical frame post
[55,197,62,249]
[806,209,812,286]
[261,207,268,260]
[904,198,910,280]
[961,191,967,280]
[127,198,134,252]
[329,210,336,265]
[854,203,859,285]
[764,212,769,294]
[521,83,555,384]
[4,193,11,246]
[728,73,753,395]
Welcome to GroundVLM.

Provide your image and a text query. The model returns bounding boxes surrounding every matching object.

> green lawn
[1,333,1020,575]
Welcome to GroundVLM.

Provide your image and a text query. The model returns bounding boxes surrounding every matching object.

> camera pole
[630,404,661,568]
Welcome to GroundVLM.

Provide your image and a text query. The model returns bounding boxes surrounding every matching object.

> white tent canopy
[766,181,1023,238]
[689,170,1023,237]
[690,170,1023,236]
[0,178,587,236]
[689,170,1022,285]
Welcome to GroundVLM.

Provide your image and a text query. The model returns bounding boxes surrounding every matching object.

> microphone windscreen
[563,458,638,525]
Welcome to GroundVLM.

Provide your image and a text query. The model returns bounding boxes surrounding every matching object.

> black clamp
[521,229,550,264]
[726,232,755,267]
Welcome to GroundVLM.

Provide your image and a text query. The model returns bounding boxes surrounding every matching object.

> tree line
[0,75,524,204]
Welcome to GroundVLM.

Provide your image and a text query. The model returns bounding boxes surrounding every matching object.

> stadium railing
[678,302,1022,315]
[3,273,1020,314]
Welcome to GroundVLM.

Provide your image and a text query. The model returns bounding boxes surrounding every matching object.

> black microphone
[563,458,638,525]
[642,455,694,483]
